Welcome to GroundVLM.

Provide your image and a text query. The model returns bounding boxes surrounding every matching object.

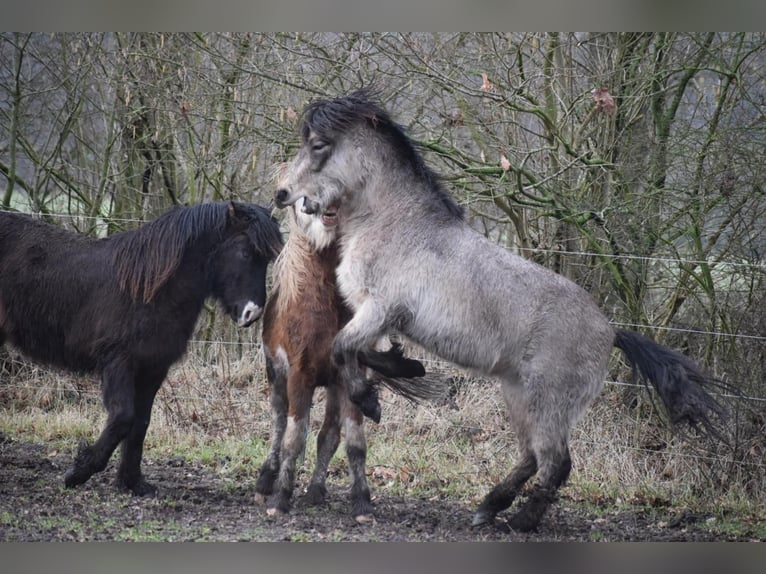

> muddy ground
[0,433,759,542]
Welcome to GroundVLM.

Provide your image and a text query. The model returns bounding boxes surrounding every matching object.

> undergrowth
[1,340,764,525]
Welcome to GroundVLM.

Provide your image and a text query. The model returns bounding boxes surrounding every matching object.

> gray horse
[274,90,726,533]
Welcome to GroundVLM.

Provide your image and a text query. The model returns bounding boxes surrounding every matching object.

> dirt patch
[0,435,757,541]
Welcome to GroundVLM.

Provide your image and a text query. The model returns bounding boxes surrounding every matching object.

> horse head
[275,90,463,226]
[274,91,387,219]
[209,202,283,327]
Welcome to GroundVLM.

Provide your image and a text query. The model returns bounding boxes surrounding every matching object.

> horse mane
[271,209,322,317]
[302,89,464,221]
[111,203,228,303]
[111,202,283,304]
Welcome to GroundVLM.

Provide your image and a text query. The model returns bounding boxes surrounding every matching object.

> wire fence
[1,204,763,401]
[3,206,765,270]
[1,206,764,483]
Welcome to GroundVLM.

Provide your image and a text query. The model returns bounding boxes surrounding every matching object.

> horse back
[341,219,612,375]
[0,214,128,371]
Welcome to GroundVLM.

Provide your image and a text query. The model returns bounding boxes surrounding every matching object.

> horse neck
[344,170,435,232]
[273,230,338,316]
[158,231,221,306]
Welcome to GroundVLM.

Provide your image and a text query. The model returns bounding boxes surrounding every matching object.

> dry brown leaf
[591,87,616,114]
[481,72,493,92]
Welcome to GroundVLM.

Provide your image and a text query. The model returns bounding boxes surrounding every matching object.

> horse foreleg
[255,354,288,503]
[65,361,135,489]
[266,376,311,516]
[116,367,167,496]
[332,300,388,422]
[305,382,342,506]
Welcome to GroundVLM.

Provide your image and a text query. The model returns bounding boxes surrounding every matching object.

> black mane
[113,202,281,303]
[302,89,464,221]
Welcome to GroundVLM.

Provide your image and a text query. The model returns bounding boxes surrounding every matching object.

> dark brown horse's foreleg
[255,356,288,502]
[116,367,167,496]
[472,452,537,527]
[305,383,342,506]
[64,362,136,489]
[266,379,311,515]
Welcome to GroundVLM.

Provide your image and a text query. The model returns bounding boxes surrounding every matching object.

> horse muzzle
[236,302,263,327]
[274,188,301,209]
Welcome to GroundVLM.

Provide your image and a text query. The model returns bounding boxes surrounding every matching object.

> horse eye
[311,141,328,153]
[240,248,252,260]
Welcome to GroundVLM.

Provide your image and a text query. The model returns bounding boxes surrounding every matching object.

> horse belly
[405,307,515,376]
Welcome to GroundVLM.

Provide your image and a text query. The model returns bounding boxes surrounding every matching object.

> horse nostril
[275,188,289,208]
[302,198,319,215]
[238,302,263,327]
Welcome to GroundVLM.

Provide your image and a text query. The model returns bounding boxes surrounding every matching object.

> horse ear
[227,201,246,227]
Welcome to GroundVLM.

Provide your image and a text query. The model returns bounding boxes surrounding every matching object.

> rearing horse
[273,90,727,533]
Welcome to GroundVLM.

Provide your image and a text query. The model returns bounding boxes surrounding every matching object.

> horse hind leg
[499,371,575,532]
[305,382,342,506]
[507,445,572,533]
[64,361,136,489]
[472,447,537,527]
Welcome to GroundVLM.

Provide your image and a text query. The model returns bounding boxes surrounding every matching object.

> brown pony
[256,198,433,521]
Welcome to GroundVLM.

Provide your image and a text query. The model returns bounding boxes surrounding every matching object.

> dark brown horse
[0,202,282,495]
[256,198,433,521]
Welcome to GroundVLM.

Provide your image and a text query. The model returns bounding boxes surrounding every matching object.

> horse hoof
[507,512,540,533]
[64,464,92,488]
[352,387,381,423]
[266,507,286,518]
[64,469,86,488]
[362,402,381,424]
[304,484,327,506]
[129,480,158,497]
[396,357,426,378]
[254,493,267,505]
[354,513,375,524]
[64,442,95,487]
[471,510,495,527]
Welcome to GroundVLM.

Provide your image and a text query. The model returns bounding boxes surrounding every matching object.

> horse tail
[373,373,448,404]
[359,343,448,404]
[613,329,728,440]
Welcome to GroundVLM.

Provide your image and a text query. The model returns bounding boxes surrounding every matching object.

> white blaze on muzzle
[238,301,263,327]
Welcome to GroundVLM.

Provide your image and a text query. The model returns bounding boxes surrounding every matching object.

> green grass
[2,356,766,540]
